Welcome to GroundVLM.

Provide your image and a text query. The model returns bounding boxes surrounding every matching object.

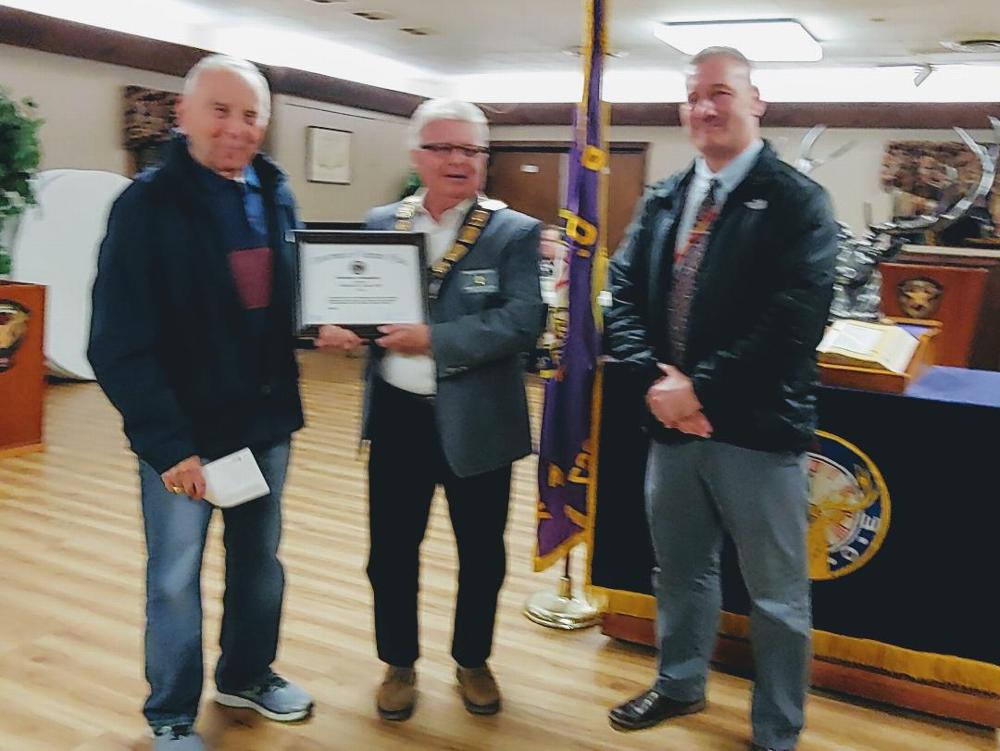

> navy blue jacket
[88,137,304,473]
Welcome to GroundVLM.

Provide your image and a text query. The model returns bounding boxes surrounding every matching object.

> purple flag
[534,0,608,571]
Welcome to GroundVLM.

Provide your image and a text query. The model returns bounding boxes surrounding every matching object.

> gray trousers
[646,439,811,751]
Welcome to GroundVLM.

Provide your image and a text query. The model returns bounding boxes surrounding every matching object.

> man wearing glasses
[317,99,544,722]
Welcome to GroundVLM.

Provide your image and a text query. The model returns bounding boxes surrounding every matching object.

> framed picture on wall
[306,126,351,184]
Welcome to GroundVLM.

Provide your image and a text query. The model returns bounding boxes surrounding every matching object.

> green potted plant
[0,90,43,278]
[398,168,422,200]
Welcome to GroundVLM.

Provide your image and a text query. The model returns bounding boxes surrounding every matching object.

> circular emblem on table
[351,260,367,275]
[897,277,943,319]
[0,299,31,373]
[807,431,890,580]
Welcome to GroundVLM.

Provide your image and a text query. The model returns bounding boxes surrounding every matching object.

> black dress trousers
[366,378,512,668]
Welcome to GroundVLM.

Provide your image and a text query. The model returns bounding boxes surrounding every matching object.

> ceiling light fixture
[941,38,1000,53]
[654,18,822,62]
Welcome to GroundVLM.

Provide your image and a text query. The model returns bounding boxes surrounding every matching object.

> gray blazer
[362,200,544,478]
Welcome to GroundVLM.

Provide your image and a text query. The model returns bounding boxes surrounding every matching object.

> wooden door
[606,151,646,252]
[486,142,648,253]
[486,150,563,226]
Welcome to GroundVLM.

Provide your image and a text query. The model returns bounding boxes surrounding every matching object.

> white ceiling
[174,0,1000,71]
[5,0,1000,101]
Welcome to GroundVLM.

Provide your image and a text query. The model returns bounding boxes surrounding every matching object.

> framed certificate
[294,230,429,339]
[306,126,351,184]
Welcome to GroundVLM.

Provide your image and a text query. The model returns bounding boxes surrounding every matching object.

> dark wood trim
[481,103,681,127]
[2,6,998,128]
[601,612,657,646]
[601,613,1000,728]
[714,636,1000,730]
[611,103,681,126]
[0,6,204,77]
[486,102,1000,129]
[479,103,576,126]
[762,102,1000,129]
[0,6,423,118]
[490,140,650,154]
[893,251,1000,268]
[266,67,423,118]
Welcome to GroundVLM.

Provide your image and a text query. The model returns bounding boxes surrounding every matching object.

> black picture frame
[293,230,429,340]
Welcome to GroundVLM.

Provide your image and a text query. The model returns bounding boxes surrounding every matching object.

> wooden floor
[0,351,994,751]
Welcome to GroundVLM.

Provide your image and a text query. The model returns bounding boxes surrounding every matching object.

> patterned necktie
[668,178,720,364]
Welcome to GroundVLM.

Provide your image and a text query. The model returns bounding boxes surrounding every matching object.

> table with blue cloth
[590,362,1000,726]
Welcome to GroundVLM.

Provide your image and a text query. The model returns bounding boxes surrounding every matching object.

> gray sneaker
[215,673,313,722]
[152,724,205,750]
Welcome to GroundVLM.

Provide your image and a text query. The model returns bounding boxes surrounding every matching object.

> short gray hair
[688,46,753,78]
[183,54,271,125]
[408,99,489,150]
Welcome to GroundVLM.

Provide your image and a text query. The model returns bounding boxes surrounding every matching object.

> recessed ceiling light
[400,27,434,36]
[309,0,347,4]
[941,38,1000,53]
[654,18,822,62]
[353,11,392,21]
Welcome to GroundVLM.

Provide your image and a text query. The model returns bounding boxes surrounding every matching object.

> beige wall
[269,95,410,222]
[0,43,184,175]
[490,123,995,236]
[0,43,411,222]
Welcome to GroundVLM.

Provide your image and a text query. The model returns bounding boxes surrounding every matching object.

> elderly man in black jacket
[605,48,838,751]
[89,55,311,750]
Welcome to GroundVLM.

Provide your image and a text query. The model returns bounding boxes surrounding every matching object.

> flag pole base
[523,575,601,630]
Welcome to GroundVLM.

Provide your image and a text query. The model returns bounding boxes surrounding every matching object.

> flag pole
[524,550,601,629]
[526,0,608,630]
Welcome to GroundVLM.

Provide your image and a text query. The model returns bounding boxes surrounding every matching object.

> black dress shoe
[608,689,706,731]
[750,745,783,751]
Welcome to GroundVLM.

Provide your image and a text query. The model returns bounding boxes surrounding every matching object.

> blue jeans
[139,440,290,728]
[646,440,811,751]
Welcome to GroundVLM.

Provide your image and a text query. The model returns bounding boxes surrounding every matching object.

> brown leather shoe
[376,665,416,721]
[456,664,501,715]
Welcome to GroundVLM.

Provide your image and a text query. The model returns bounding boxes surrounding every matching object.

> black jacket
[88,137,304,473]
[606,143,838,453]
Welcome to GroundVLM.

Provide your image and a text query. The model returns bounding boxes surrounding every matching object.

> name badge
[460,268,499,294]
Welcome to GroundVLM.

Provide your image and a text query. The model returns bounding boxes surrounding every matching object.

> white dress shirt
[380,191,474,395]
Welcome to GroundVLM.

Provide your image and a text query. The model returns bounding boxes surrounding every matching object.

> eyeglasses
[420,143,490,158]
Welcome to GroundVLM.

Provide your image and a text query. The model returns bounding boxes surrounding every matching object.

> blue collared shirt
[239,164,268,237]
[674,139,764,253]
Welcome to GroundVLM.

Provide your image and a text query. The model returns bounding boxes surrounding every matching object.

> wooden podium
[0,282,45,457]
[880,246,1000,369]
[817,320,938,394]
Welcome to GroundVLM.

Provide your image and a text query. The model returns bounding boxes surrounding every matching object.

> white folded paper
[203,448,270,508]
